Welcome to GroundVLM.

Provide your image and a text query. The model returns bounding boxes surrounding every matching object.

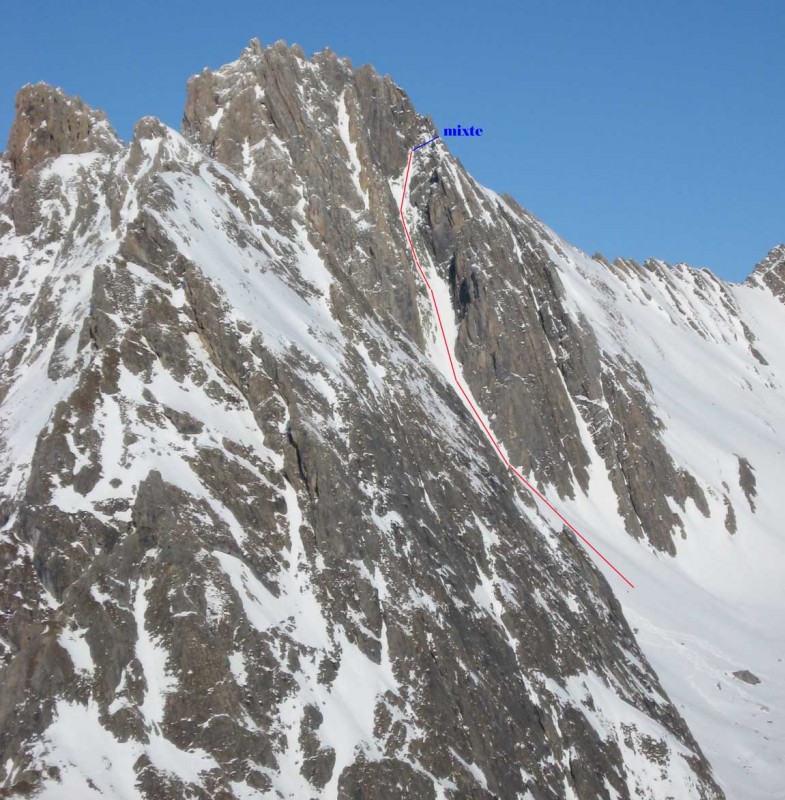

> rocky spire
[749,243,785,300]
[5,83,122,181]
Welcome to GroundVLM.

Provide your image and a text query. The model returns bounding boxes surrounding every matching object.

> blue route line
[412,135,440,152]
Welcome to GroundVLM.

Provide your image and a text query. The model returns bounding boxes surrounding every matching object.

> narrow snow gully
[398,146,634,589]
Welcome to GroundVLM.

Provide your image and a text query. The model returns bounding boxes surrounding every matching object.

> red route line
[399,149,635,590]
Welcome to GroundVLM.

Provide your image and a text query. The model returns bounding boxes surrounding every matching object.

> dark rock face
[5,83,122,181]
[0,42,733,799]
[408,165,714,554]
[182,39,427,349]
[732,670,761,686]
[737,455,758,510]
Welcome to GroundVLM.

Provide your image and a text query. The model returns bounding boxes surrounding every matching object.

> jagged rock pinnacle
[749,243,785,300]
[5,83,121,181]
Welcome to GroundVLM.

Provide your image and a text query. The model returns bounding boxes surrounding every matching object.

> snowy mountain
[0,39,782,799]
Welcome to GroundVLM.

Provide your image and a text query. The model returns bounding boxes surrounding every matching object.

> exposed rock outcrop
[5,83,121,181]
[748,243,785,302]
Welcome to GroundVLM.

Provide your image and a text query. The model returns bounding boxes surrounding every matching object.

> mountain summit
[1,40,782,799]
[6,82,121,180]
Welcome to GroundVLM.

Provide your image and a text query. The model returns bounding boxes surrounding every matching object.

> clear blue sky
[2,0,782,281]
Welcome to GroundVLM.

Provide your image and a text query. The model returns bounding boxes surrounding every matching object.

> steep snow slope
[534,231,785,800]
